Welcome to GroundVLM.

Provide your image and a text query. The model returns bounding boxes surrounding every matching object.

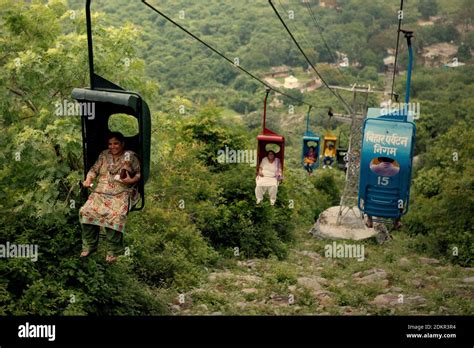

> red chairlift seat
[256,88,285,173]
[257,128,285,171]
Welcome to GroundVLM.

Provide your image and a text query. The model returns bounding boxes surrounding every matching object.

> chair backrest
[336,147,348,169]
[358,117,415,218]
[257,129,285,171]
[72,88,151,211]
[322,135,337,155]
[302,134,320,168]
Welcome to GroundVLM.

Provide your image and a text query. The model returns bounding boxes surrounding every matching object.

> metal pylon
[336,86,369,225]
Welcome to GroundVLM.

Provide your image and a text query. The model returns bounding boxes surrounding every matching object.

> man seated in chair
[323,143,336,169]
[255,150,282,206]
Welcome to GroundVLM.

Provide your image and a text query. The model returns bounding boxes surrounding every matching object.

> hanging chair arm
[306,105,312,133]
[85,0,95,89]
[401,29,414,106]
[262,87,271,131]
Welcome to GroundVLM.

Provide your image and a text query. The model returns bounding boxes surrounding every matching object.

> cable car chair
[301,106,320,170]
[72,0,151,212]
[320,108,338,167]
[358,30,416,222]
[257,88,285,176]
[336,130,349,170]
[321,134,337,166]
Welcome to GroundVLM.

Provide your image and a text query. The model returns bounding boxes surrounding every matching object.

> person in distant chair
[303,146,317,176]
[323,143,336,168]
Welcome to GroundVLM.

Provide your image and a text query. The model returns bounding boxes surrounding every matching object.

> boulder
[208,271,233,282]
[196,304,208,312]
[398,257,410,268]
[314,290,335,306]
[353,268,389,287]
[236,302,247,309]
[426,276,440,281]
[297,277,322,291]
[419,257,440,265]
[296,250,322,261]
[405,295,427,306]
[390,287,403,293]
[371,294,402,307]
[269,294,290,306]
[241,288,258,294]
[371,293,427,307]
[315,276,329,286]
[410,278,424,288]
[309,206,378,241]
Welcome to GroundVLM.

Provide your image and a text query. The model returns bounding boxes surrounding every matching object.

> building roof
[384,56,395,65]
[422,42,458,58]
[284,75,300,89]
[270,65,290,73]
[445,61,466,68]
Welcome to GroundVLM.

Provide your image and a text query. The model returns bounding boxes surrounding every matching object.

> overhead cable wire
[276,0,342,85]
[142,0,315,108]
[391,0,404,101]
[268,0,353,114]
[302,0,351,85]
[275,0,322,67]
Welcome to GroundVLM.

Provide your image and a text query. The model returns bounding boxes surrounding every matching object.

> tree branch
[7,87,39,114]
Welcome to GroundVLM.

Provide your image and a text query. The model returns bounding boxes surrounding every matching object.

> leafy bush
[0,215,168,315]
[405,123,474,266]
[127,208,219,290]
[192,166,293,259]
[312,171,341,205]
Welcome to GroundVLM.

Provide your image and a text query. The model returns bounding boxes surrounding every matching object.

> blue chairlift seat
[301,130,320,169]
[358,112,415,219]
[359,29,416,221]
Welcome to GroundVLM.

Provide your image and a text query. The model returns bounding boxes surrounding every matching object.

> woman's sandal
[80,250,91,258]
[106,255,118,263]
[80,249,97,258]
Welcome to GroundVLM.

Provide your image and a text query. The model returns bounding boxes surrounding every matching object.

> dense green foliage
[0,0,472,315]
[402,66,474,266]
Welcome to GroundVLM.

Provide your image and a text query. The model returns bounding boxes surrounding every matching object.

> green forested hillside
[0,0,472,316]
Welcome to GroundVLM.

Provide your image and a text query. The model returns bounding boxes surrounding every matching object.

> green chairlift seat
[72,87,151,211]
[72,0,151,211]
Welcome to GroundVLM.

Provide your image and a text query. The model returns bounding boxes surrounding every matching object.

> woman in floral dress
[79,132,141,263]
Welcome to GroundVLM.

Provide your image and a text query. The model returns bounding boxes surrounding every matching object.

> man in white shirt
[255,151,282,205]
